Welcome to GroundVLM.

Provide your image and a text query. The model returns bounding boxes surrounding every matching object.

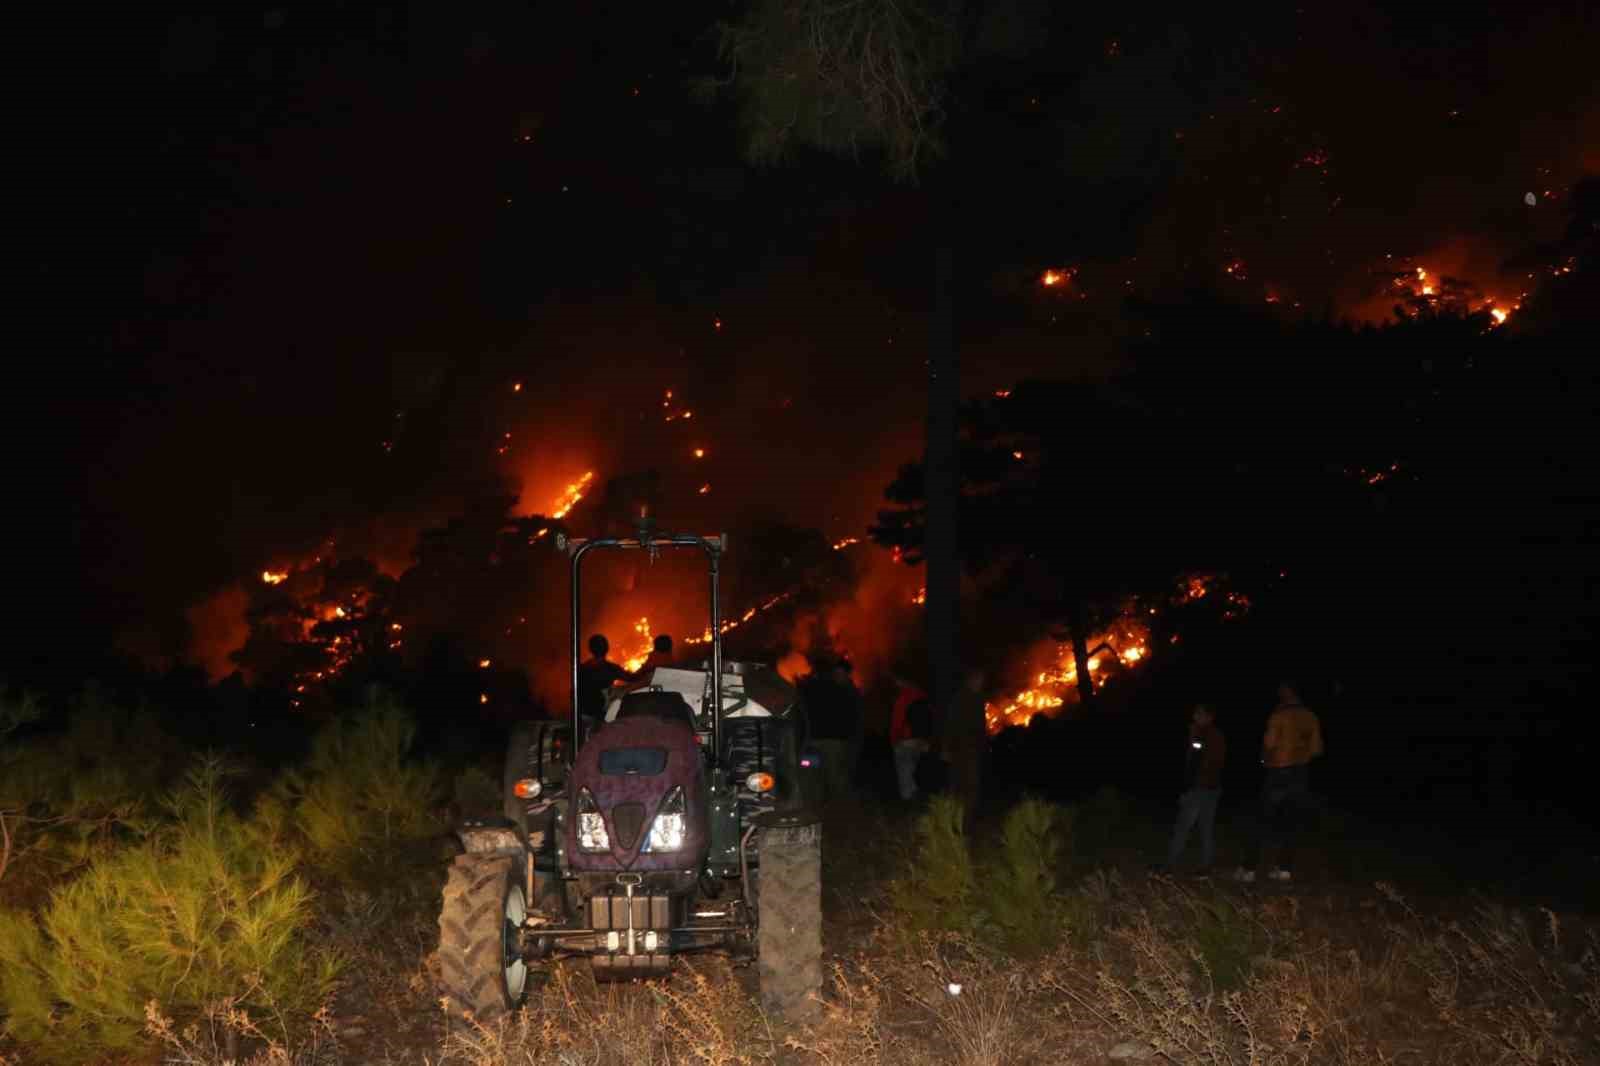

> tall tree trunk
[1070,599,1096,710]
[926,242,960,736]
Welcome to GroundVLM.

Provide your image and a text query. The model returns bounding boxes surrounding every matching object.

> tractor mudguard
[456,820,525,857]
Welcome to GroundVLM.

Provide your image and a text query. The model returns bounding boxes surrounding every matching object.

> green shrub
[0,759,340,1064]
[1189,895,1257,990]
[891,796,1079,950]
[1,691,180,903]
[988,797,1068,955]
[266,690,442,876]
[889,795,977,935]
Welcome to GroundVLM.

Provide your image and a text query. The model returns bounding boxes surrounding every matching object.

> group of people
[574,631,676,733]
[580,636,1322,882]
[1160,682,1325,883]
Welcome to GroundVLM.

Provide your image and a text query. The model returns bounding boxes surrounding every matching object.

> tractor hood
[566,713,708,873]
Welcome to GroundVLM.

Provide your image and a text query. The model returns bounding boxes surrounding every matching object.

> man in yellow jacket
[1235,683,1323,884]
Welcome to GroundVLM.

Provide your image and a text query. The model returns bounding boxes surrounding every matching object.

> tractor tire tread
[756,822,823,1020]
[438,854,520,1028]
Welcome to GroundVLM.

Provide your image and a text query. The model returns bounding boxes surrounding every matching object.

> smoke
[184,582,250,681]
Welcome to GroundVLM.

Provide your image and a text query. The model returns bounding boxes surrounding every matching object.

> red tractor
[438,522,821,1024]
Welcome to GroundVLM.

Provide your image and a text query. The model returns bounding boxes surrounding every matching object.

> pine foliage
[265,691,442,874]
[988,796,1068,954]
[889,794,977,935]
[0,759,339,1064]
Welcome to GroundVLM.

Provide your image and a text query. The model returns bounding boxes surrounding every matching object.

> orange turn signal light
[744,772,774,793]
[513,778,542,799]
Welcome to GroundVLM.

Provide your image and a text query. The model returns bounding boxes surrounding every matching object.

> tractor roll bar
[559,532,725,766]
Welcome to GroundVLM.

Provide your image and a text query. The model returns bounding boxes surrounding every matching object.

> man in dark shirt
[636,634,674,676]
[576,634,634,732]
[803,661,861,804]
[1160,703,1226,874]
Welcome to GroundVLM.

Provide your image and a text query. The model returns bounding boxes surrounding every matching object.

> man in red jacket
[1160,703,1226,874]
[888,673,931,802]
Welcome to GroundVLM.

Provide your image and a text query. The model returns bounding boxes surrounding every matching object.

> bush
[265,690,442,877]
[0,759,340,1065]
[1,690,182,904]
[1189,895,1258,991]
[889,795,976,935]
[891,795,1078,952]
[987,797,1068,955]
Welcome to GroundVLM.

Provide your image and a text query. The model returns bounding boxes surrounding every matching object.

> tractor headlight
[640,786,687,853]
[576,788,609,851]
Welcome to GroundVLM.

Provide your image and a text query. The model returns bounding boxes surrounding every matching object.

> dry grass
[9,843,1594,1066]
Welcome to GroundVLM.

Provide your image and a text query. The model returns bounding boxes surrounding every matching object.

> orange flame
[261,570,288,585]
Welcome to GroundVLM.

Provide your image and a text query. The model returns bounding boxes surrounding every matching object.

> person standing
[1159,704,1226,874]
[889,673,932,802]
[803,660,860,805]
[1236,683,1323,884]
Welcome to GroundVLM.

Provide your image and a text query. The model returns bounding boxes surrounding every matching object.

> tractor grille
[611,803,645,850]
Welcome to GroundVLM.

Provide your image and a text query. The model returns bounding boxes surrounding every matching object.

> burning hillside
[980,573,1251,734]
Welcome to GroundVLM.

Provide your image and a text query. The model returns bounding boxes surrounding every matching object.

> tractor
[437,521,822,1025]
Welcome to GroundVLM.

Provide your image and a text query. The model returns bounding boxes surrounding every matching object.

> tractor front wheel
[755,814,822,1020]
[438,854,529,1028]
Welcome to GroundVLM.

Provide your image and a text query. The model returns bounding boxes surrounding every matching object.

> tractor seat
[614,689,698,732]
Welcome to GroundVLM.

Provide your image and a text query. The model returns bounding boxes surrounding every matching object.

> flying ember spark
[261,570,288,585]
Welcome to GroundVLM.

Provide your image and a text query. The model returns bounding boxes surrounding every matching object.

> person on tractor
[639,634,675,673]
[577,633,636,734]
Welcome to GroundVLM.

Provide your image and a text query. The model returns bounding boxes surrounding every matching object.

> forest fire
[981,572,1250,733]
[1379,260,1522,327]
[530,471,595,541]
[983,614,1152,733]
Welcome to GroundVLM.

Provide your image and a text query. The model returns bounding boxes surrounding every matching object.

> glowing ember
[832,536,860,551]
[1012,450,1024,460]
[261,570,288,585]
[478,658,492,669]
[994,389,1012,399]
[693,448,706,459]
[697,483,710,495]
[513,382,523,392]
[911,586,926,605]
[1490,307,1509,325]
[479,693,488,705]
[1041,269,1064,287]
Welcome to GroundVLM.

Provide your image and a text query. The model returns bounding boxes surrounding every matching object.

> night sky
[8,1,1598,696]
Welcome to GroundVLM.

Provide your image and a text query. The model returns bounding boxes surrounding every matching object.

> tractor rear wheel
[438,854,528,1028]
[755,814,822,1020]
